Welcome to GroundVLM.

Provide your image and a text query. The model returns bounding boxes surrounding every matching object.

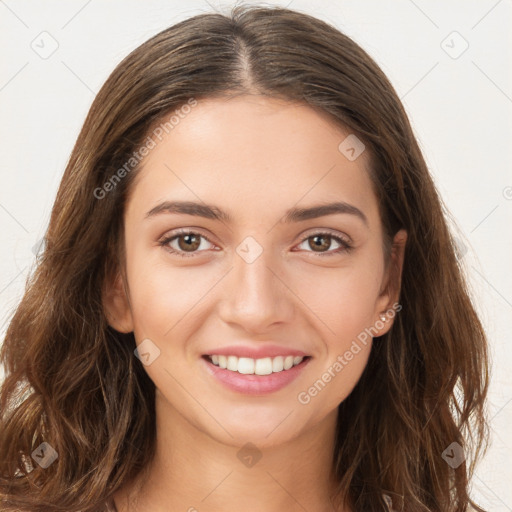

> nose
[217,247,295,334]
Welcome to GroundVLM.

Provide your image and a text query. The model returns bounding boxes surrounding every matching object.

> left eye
[159,230,352,258]
[295,232,352,256]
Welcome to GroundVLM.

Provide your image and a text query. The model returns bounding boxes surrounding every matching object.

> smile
[206,354,306,375]
[201,354,311,395]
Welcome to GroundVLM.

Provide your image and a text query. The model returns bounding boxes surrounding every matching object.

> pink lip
[201,355,311,395]
[203,344,309,359]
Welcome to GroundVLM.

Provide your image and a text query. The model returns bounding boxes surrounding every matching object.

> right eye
[159,230,217,258]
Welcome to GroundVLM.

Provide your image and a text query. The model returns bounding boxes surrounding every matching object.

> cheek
[125,247,221,340]
[294,255,384,341]
[294,270,378,409]
[291,252,383,404]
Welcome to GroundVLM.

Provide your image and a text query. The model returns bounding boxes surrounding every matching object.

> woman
[0,5,489,511]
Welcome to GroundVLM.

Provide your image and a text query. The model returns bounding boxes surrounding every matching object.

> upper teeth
[209,355,304,375]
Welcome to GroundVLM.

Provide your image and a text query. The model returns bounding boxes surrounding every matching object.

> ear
[102,270,134,333]
[373,229,407,336]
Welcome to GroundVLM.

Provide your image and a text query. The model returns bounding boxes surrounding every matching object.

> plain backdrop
[1,0,511,510]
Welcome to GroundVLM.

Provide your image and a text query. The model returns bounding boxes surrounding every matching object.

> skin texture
[105,95,407,512]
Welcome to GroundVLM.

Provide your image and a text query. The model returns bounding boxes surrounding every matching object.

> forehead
[125,95,379,227]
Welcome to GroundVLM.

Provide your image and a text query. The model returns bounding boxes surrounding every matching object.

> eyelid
[298,227,353,245]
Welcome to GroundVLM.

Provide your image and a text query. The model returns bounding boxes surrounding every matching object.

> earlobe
[102,271,134,333]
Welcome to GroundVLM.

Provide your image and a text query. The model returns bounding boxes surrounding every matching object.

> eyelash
[158,229,353,258]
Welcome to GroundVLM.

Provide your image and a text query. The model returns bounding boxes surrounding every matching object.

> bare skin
[104,94,406,512]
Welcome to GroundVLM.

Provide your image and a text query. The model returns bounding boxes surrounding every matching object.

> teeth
[238,357,255,374]
[255,357,272,375]
[227,355,238,371]
[283,355,294,370]
[272,356,284,372]
[207,354,305,375]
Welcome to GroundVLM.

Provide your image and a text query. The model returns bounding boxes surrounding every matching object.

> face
[104,94,406,448]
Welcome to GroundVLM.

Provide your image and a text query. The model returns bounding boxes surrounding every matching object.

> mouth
[201,354,312,395]
[202,354,311,375]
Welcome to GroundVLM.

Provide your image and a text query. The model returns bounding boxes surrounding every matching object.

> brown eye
[159,231,215,258]
[176,233,201,252]
[296,231,352,257]
[308,234,332,252]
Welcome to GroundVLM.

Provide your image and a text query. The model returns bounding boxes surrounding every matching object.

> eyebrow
[145,200,368,226]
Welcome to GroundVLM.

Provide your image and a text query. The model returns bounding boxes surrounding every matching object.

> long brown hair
[0,5,489,511]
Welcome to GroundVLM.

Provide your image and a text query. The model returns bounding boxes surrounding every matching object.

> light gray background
[1,1,511,510]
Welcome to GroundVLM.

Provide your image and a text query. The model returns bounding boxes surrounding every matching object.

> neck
[113,391,348,512]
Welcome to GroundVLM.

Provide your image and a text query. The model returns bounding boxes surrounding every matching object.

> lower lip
[201,356,311,395]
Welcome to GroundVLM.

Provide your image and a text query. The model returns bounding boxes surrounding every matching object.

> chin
[201,403,310,449]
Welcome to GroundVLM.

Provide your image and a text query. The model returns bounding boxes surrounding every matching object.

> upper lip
[203,344,309,359]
